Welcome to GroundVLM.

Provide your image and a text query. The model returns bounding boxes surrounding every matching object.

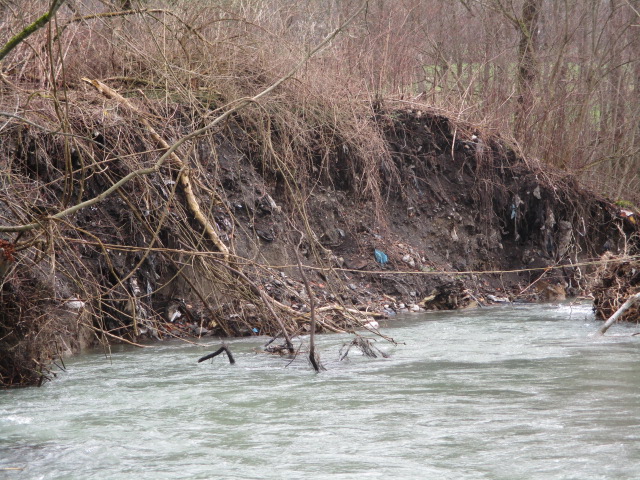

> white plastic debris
[64,298,85,310]
[487,294,509,303]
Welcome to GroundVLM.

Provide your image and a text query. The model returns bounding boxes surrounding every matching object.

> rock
[193,326,209,336]
[64,298,85,310]
[400,254,416,267]
[347,258,369,270]
[536,281,566,301]
[363,319,379,330]
[487,294,509,303]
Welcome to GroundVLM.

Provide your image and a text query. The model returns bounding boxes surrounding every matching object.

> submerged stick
[197,345,235,364]
[294,233,324,372]
[597,292,640,336]
[339,335,390,361]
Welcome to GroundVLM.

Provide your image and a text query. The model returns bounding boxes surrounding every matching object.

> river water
[1,303,639,479]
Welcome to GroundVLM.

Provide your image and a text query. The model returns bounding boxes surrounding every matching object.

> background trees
[2,1,637,203]
[266,0,639,202]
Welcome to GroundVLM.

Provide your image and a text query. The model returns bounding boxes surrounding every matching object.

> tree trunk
[515,0,542,140]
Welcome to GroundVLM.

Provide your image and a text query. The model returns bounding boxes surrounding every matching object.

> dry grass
[3,0,637,203]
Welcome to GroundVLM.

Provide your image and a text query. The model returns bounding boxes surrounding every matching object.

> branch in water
[197,345,235,364]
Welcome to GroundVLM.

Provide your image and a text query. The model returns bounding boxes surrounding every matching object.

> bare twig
[294,231,324,372]
[0,111,90,140]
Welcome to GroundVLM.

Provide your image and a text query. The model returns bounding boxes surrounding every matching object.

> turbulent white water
[2,302,639,479]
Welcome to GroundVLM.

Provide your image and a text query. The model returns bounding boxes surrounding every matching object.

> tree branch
[198,345,235,364]
[0,0,66,63]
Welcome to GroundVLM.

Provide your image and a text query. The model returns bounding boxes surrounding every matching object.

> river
[1,302,639,479]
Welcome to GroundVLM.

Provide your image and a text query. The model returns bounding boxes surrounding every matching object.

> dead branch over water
[597,292,640,336]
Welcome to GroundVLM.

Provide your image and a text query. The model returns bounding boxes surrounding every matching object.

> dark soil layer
[1,102,636,387]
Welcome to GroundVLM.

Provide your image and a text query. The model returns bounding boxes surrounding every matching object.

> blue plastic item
[374,249,388,265]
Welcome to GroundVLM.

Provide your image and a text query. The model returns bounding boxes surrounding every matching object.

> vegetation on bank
[1,0,638,386]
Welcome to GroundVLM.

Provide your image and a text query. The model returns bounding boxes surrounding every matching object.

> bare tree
[515,0,542,139]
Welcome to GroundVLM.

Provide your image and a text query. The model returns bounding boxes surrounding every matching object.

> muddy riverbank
[1,94,637,387]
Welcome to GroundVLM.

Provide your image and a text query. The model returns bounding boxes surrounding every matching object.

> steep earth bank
[1,99,636,386]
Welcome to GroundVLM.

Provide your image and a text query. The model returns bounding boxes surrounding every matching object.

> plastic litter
[374,249,388,265]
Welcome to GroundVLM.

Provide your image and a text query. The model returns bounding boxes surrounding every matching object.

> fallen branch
[81,78,232,261]
[313,317,347,334]
[316,304,386,318]
[198,345,235,364]
[85,322,148,348]
[340,335,390,360]
[596,292,640,336]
